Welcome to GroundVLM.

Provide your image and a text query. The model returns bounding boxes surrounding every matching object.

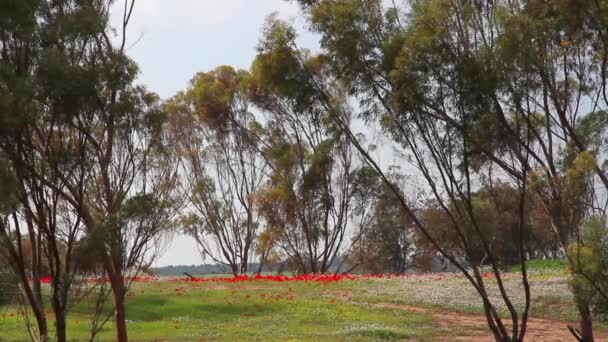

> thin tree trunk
[577,301,594,342]
[32,301,49,342]
[20,277,48,341]
[35,312,49,342]
[55,306,67,342]
[241,254,248,274]
[110,273,128,342]
[4,218,49,341]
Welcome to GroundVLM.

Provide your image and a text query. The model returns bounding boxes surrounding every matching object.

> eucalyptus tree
[0,1,111,340]
[279,0,608,340]
[0,1,180,341]
[168,66,267,275]
[250,34,356,274]
[252,4,535,341]
[68,82,182,342]
[1,122,89,342]
[0,157,51,341]
[346,166,418,274]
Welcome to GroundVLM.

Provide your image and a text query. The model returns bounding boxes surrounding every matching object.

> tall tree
[0,1,114,340]
[0,1,181,341]
[68,86,181,342]
[286,0,608,339]
[347,166,418,274]
[169,66,267,275]
[251,34,355,273]
[254,4,534,340]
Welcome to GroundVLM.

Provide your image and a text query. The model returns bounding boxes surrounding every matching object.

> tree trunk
[110,274,128,342]
[21,282,48,342]
[577,301,594,342]
[13,260,48,341]
[257,257,265,274]
[55,307,67,342]
[240,255,248,274]
[33,305,49,342]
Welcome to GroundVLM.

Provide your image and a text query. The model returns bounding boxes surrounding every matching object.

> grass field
[0,270,604,341]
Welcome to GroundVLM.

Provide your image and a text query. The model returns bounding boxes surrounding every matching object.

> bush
[0,269,18,306]
[566,216,608,322]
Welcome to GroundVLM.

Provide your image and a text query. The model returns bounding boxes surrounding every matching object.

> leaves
[0,159,18,215]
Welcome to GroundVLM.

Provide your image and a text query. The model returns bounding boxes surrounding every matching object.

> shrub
[567,216,608,322]
[0,269,18,306]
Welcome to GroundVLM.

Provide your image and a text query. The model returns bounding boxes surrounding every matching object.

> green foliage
[568,244,602,298]
[0,269,18,306]
[418,183,558,267]
[301,139,334,194]
[120,194,161,222]
[511,259,565,273]
[188,66,242,131]
[251,17,315,111]
[347,169,415,274]
[567,216,608,320]
[576,111,608,155]
[0,159,18,215]
[381,31,406,75]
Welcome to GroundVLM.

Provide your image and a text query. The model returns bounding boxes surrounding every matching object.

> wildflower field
[0,270,605,341]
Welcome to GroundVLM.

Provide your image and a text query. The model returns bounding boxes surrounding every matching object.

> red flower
[79,272,466,286]
[41,276,52,284]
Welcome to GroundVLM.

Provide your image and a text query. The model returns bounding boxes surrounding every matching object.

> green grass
[1,268,598,341]
[0,280,436,341]
[510,259,565,272]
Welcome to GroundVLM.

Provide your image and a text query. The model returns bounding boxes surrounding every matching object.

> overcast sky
[112,1,318,98]
[110,1,319,267]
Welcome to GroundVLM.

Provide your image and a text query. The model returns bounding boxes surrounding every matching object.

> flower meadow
[74,271,494,285]
[2,272,494,322]
[131,272,479,283]
[0,272,445,340]
[0,270,583,341]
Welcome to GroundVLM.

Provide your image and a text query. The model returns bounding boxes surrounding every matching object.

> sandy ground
[375,303,608,341]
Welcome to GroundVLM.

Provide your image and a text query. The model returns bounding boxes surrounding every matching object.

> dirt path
[374,303,608,341]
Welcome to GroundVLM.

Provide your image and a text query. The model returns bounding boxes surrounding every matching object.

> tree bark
[54,307,67,342]
[19,274,48,341]
[31,301,49,342]
[110,273,128,342]
[231,264,238,277]
[578,301,594,342]
[52,275,67,342]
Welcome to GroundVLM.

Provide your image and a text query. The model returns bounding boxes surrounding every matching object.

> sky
[110,1,320,267]
[112,1,319,99]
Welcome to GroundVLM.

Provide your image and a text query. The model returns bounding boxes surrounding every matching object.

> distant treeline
[150,256,462,277]
[151,264,241,276]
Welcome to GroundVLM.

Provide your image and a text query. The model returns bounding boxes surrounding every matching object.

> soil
[373,303,608,341]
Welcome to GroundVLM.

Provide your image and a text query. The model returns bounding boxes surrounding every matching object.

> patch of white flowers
[364,271,575,318]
